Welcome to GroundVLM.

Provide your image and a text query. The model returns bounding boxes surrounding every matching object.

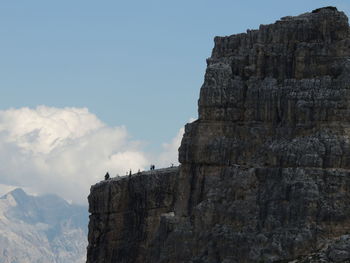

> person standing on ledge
[104,172,110,180]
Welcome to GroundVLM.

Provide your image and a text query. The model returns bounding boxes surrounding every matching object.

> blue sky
[1,0,349,151]
[0,1,350,203]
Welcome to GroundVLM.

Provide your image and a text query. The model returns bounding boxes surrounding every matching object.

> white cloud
[0,106,189,204]
[155,117,195,168]
[0,106,149,204]
[0,106,104,154]
[0,184,19,197]
[156,127,184,168]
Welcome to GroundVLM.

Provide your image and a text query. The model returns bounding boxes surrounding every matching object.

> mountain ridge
[0,188,88,263]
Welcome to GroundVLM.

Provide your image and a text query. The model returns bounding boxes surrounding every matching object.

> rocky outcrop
[87,167,178,263]
[87,7,350,263]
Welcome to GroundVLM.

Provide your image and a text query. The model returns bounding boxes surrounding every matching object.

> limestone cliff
[87,168,179,262]
[87,7,350,263]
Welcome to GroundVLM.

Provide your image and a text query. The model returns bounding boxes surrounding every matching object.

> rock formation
[87,7,350,262]
[87,168,179,262]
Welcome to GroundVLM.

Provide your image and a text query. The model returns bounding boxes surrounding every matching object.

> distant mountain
[0,188,88,263]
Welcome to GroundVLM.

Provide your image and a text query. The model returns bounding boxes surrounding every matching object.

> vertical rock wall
[87,168,178,263]
[87,7,350,263]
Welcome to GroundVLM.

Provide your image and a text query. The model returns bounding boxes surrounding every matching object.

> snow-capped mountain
[0,188,88,263]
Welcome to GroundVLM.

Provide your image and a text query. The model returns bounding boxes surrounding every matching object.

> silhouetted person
[129,170,132,176]
[105,172,110,180]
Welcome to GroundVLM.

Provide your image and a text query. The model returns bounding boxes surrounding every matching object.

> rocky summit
[87,7,350,263]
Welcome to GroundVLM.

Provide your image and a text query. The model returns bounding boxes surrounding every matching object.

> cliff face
[87,7,350,263]
[87,168,178,263]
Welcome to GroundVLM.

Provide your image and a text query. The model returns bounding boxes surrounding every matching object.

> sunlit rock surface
[87,7,350,263]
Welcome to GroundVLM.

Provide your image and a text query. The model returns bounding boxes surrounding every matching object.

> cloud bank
[0,106,185,204]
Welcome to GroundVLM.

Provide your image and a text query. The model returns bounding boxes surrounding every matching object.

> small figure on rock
[105,172,110,180]
[129,169,132,177]
[150,164,155,170]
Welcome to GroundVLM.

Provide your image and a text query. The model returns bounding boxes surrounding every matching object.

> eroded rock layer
[87,7,350,263]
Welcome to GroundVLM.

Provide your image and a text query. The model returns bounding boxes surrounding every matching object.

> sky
[0,0,349,204]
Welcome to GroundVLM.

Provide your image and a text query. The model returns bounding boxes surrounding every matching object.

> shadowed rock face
[181,7,350,169]
[87,168,179,263]
[87,7,350,263]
